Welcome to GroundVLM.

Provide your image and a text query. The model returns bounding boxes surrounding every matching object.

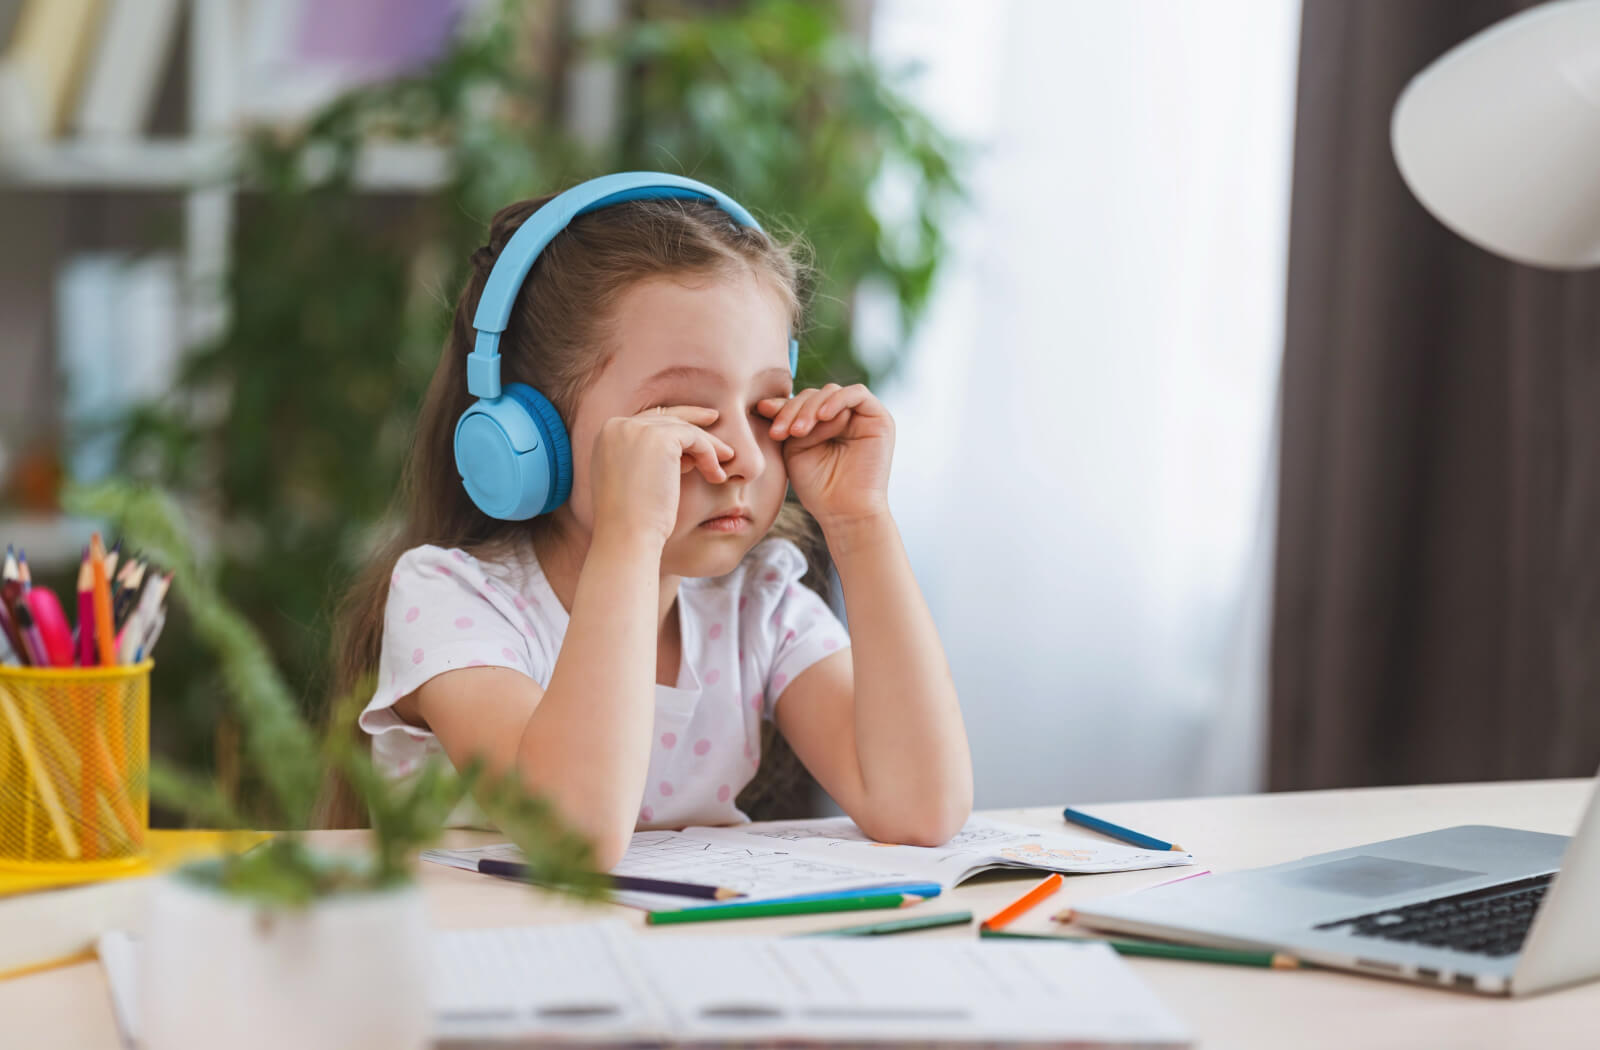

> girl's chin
[663,532,757,579]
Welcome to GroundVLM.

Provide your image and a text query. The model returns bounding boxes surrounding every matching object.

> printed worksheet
[424,815,1194,909]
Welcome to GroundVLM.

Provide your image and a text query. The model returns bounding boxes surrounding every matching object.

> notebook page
[631,934,1192,1047]
[423,829,923,910]
[431,920,664,1042]
[726,815,1196,883]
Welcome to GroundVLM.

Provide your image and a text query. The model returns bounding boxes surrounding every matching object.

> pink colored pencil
[76,555,96,666]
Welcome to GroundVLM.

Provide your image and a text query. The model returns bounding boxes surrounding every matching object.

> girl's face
[563,269,795,578]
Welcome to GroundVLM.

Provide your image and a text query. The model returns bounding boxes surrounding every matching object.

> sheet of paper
[634,932,1192,1046]
[432,920,665,1042]
[100,922,1192,1047]
[423,829,924,909]
[723,815,1197,880]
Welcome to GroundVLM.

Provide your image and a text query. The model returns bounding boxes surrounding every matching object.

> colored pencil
[744,881,943,906]
[1063,807,1185,852]
[795,910,974,937]
[0,549,27,664]
[0,547,26,661]
[112,559,144,631]
[26,588,75,667]
[646,892,926,926]
[981,928,1302,969]
[980,872,1064,931]
[16,548,31,588]
[76,555,96,666]
[89,534,116,668]
[477,858,744,901]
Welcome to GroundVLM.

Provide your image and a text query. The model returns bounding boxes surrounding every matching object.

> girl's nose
[716,413,766,482]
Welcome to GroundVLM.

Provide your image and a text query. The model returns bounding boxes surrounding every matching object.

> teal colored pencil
[646,892,925,926]
[794,910,973,937]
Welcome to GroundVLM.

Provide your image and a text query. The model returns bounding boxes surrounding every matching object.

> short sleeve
[741,539,851,720]
[359,545,548,742]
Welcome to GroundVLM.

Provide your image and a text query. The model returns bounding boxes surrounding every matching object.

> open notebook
[424,815,1196,909]
[99,920,1192,1047]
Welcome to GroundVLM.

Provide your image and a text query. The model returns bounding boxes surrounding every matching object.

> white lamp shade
[1391,0,1600,269]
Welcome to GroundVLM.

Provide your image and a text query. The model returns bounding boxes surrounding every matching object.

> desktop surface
[4,778,1594,1050]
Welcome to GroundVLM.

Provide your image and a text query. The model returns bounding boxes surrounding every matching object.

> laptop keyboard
[1313,872,1553,958]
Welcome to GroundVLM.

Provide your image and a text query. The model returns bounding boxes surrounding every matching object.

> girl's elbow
[588,823,634,873]
[868,795,972,848]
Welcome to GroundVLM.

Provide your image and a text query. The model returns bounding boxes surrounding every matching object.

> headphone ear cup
[501,383,572,511]
[454,383,572,520]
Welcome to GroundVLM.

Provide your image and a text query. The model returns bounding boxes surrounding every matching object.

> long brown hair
[317,190,829,827]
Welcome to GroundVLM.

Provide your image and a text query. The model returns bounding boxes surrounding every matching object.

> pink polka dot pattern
[411,648,424,664]
[823,637,839,651]
[455,616,474,629]
[660,732,677,749]
[784,629,796,643]
[709,623,723,640]
[467,659,486,668]
[658,781,675,797]
[451,549,469,563]
[438,567,452,578]
[750,692,763,712]
[640,806,654,822]
[739,596,748,611]
[717,784,731,802]
[501,647,518,661]
[772,672,788,693]
[513,596,527,610]
[405,606,420,623]
[763,570,778,582]
[705,668,721,685]
[693,738,711,756]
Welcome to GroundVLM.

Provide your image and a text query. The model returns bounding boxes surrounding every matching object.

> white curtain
[867,0,1302,806]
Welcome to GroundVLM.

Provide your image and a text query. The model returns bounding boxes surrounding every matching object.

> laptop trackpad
[1274,855,1485,899]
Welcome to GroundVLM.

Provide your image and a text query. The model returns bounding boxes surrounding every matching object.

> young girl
[332,174,972,869]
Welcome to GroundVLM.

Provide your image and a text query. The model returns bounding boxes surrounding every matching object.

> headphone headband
[467,172,794,399]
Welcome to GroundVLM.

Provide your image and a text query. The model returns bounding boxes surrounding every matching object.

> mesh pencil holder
[0,661,151,873]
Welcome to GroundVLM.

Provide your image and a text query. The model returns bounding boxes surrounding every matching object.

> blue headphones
[454,171,799,521]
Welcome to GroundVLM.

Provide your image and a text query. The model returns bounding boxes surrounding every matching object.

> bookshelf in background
[0,0,459,568]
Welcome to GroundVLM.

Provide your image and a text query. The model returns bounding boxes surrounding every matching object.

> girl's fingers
[816,384,878,422]
[678,431,727,482]
[769,388,824,438]
[641,405,735,462]
[788,384,842,436]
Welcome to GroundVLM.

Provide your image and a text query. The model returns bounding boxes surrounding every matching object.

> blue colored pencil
[1063,807,1184,852]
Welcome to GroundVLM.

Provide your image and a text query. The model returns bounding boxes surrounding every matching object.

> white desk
[6,778,1594,1049]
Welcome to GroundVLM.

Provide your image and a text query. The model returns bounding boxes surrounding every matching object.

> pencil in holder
[0,661,151,872]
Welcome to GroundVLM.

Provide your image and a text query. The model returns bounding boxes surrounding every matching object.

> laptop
[1071,772,1600,996]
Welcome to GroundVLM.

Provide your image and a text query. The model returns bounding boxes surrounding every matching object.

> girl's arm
[404,406,734,870]
[407,528,661,870]
[757,383,973,846]
[774,510,973,846]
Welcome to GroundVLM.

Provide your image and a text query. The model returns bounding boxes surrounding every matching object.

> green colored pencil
[793,910,974,937]
[980,928,1303,969]
[647,892,925,926]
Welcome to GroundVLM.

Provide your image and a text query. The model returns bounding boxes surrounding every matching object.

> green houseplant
[67,480,603,1050]
[112,0,966,817]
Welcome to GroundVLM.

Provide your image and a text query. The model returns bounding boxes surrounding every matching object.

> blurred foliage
[113,0,965,803]
[65,481,604,906]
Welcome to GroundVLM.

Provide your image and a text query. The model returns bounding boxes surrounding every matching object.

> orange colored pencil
[90,534,115,668]
[981,872,1065,931]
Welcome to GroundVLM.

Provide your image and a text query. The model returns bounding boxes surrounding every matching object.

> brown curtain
[1270,0,1600,791]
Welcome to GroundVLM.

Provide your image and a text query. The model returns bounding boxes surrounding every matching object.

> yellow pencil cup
[0,661,152,873]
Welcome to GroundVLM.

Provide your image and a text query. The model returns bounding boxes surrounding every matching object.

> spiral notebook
[99,919,1193,1047]
[424,814,1196,910]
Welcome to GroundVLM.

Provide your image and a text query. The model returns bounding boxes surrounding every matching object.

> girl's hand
[757,384,895,530]
[590,405,735,547]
